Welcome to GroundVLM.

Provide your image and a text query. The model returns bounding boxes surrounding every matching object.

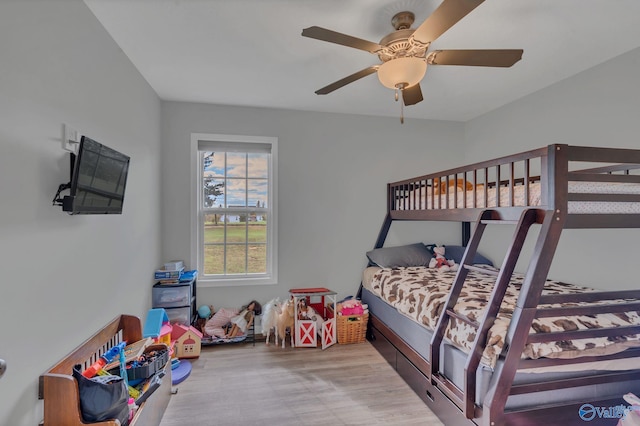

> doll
[228,300,262,337]
[204,300,262,338]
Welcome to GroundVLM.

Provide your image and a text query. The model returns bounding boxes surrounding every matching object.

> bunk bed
[359,144,640,426]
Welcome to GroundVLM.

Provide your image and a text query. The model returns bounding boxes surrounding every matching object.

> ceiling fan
[302,0,523,121]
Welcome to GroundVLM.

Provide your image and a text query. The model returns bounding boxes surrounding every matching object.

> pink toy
[339,299,365,315]
[203,307,239,338]
[171,323,203,359]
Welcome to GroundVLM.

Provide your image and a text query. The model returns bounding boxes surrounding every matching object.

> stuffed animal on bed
[428,245,458,272]
[433,178,474,195]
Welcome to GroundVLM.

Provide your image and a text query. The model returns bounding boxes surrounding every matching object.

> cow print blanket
[370,266,640,368]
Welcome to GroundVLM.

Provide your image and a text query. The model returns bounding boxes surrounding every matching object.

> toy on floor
[276,298,295,348]
[336,299,367,315]
[296,298,323,334]
[171,360,191,385]
[171,323,203,359]
[261,297,282,345]
[197,305,212,319]
[203,307,238,338]
[202,300,262,341]
[228,300,261,337]
[143,308,172,348]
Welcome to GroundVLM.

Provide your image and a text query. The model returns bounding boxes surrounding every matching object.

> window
[191,133,277,286]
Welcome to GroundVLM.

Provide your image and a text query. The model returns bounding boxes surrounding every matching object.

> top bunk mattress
[394,180,640,214]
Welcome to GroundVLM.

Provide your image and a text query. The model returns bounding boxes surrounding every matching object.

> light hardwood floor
[159,341,444,426]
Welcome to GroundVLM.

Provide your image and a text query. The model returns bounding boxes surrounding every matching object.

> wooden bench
[39,314,171,426]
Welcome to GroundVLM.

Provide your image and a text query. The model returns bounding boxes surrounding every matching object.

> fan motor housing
[378,29,428,63]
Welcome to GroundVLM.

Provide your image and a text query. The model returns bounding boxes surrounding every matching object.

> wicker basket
[336,313,368,344]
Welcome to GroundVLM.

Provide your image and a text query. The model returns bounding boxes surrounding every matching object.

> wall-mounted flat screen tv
[60,136,130,214]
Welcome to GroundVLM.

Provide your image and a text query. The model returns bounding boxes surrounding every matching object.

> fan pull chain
[394,87,404,124]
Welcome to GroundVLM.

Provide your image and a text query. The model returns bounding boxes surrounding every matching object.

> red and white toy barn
[289,287,337,350]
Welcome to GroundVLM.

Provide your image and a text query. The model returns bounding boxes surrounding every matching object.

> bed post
[376,182,395,249]
[462,222,470,246]
[358,212,392,299]
[374,213,392,249]
[359,185,394,299]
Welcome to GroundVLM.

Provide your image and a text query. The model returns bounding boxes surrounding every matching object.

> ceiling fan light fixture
[377,57,427,90]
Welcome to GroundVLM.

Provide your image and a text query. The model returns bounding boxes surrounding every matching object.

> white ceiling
[84,0,640,122]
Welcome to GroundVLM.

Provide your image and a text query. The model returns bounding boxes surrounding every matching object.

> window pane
[204,244,224,275]
[226,153,246,178]
[203,213,225,244]
[226,244,247,274]
[248,244,266,273]
[203,152,224,177]
[225,179,246,207]
[203,178,225,208]
[226,221,246,243]
[248,153,268,178]
[248,179,268,208]
[247,217,266,243]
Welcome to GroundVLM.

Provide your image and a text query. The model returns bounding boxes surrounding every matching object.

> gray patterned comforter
[370,266,640,368]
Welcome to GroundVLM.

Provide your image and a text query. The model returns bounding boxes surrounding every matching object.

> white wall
[0,1,162,424]
[464,47,640,288]
[160,102,466,309]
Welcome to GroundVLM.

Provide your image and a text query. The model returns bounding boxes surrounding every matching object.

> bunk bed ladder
[429,208,543,419]
[462,208,541,419]
[482,208,566,425]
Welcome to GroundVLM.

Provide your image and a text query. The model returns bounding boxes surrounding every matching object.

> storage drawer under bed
[396,352,476,426]
[369,324,397,368]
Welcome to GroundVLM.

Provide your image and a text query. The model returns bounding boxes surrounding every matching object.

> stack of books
[154,269,184,284]
[154,260,185,284]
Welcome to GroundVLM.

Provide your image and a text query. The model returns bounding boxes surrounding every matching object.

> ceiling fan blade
[402,84,423,106]
[315,66,379,95]
[412,0,485,44]
[302,26,384,54]
[428,49,523,67]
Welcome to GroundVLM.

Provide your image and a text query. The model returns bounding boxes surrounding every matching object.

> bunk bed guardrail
[388,144,640,227]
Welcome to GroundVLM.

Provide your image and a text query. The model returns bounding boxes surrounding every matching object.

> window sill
[196,276,277,288]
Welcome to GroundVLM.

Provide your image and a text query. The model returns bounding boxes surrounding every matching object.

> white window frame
[190,133,278,287]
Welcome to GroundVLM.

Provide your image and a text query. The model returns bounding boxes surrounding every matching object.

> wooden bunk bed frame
[365,144,640,426]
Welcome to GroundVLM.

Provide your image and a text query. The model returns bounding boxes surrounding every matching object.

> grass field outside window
[203,221,267,274]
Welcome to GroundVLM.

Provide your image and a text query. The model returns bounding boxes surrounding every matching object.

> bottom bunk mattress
[362,286,640,410]
[364,265,640,368]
